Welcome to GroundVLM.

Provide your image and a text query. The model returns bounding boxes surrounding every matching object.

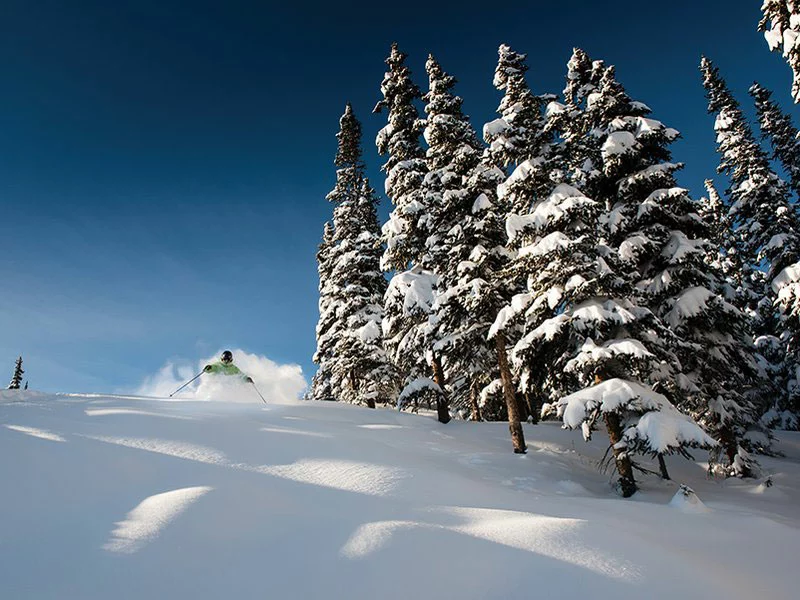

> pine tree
[491,49,613,443]
[546,55,763,475]
[575,61,764,475]
[310,104,398,407]
[501,183,713,496]
[486,46,565,429]
[437,152,522,432]
[552,48,608,193]
[484,44,551,173]
[382,265,440,411]
[699,179,737,280]
[374,43,429,272]
[420,55,483,270]
[309,221,339,402]
[419,55,487,424]
[497,50,751,488]
[8,356,24,390]
[751,82,800,196]
[330,176,398,407]
[699,179,758,320]
[373,44,440,412]
[759,1,800,103]
[702,57,800,429]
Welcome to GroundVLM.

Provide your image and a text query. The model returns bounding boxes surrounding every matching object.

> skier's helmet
[221,350,233,364]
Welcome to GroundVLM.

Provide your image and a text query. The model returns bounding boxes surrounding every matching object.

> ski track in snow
[4,424,66,442]
[103,486,212,554]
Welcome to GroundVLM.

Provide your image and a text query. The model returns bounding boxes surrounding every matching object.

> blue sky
[0,0,794,393]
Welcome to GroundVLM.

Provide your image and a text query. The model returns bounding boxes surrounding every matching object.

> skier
[203,350,254,383]
[170,350,266,403]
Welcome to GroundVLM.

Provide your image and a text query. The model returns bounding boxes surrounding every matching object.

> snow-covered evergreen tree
[8,356,24,390]
[573,61,763,475]
[309,221,338,402]
[382,265,440,409]
[702,57,800,429]
[310,104,398,408]
[374,43,429,272]
[373,44,442,414]
[432,151,517,428]
[329,175,399,407]
[495,51,749,482]
[486,48,570,429]
[419,55,489,424]
[699,179,740,289]
[499,183,713,496]
[759,1,800,103]
[751,82,800,196]
[484,44,551,174]
[420,55,483,269]
[550,48,608,193]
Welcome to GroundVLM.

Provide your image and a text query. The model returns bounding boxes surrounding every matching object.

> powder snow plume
[135,349,307,403]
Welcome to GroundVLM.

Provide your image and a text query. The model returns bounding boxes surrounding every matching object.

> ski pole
[251,381,267,404]
[169,371,204,397]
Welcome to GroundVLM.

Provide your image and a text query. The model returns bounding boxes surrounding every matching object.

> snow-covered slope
[1,390,798,599]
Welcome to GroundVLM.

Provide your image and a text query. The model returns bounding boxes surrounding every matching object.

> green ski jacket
[203,362,251,382]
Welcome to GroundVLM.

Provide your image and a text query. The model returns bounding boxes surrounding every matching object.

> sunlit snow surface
[1,389,798,599]
[103,486,213,553]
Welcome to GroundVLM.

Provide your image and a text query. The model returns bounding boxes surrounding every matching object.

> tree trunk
[657,454,670,480]
[603,411,636,497]
[515,391,529,422]
[495,332,527,454]
[431,351,451,424]
[350,370,374,409]
[525,391,540,425]
[718,424,750,477]
[720,425,737,464]
[469,379,483,422]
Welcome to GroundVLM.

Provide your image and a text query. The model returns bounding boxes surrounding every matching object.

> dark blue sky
[0,0,793,393]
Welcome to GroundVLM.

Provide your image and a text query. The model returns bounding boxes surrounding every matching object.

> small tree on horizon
[8,356,24,390]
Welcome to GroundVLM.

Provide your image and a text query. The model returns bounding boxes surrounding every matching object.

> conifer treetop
[373,42,429,272]
[750,81,800,196]
[374,42,426,170]
[485,43,551,169]
[701,56,799,280]
[334,103,363,169]
[564,48,605,107]
[423,55,481,171]
[759,0,800,103]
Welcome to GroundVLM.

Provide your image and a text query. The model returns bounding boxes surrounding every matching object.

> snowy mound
[2,390,799,599]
